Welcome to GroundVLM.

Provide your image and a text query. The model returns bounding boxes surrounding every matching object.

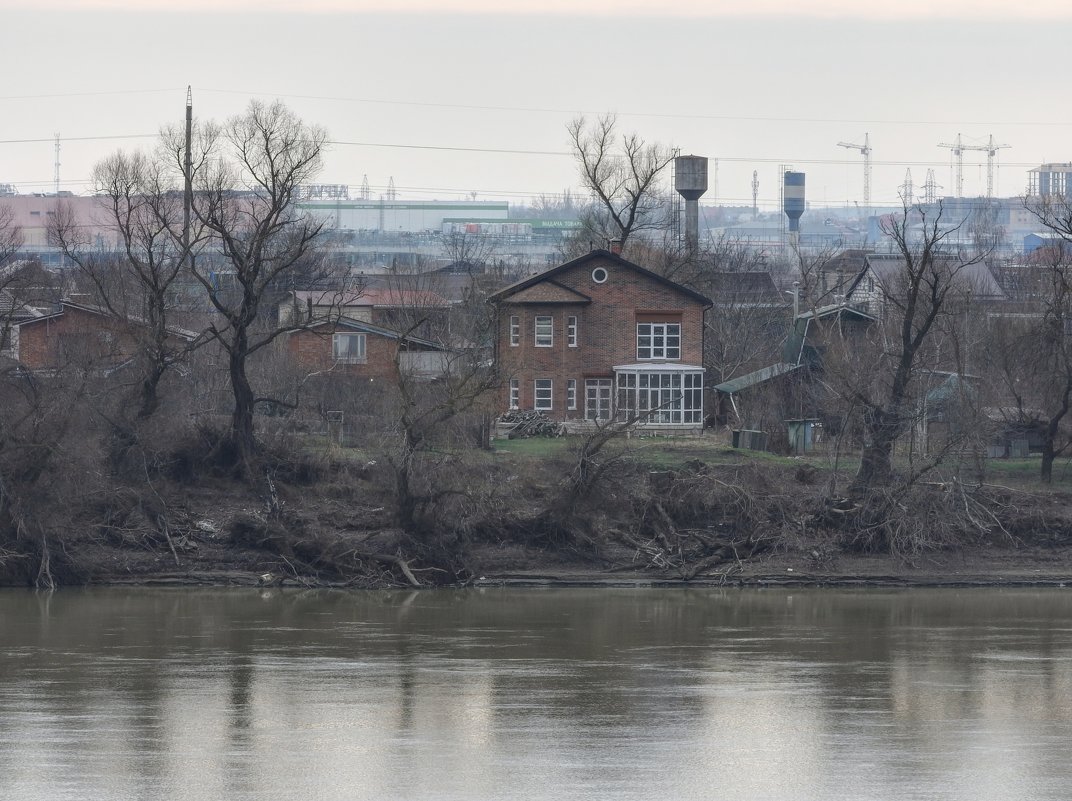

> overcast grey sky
[2,2,1069,211]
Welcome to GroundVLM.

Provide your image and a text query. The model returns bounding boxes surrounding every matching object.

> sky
[1,0,1070,213]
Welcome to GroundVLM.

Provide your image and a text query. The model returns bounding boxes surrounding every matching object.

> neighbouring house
[845,253,1005,318]
[488,250,712,430]
[9,301,197,373]
[278,287,451,341]
[0,288,45,358]
[712,302,876,438]
[284,317,450,380]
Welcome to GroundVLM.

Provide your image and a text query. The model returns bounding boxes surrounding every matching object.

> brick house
[10,301,196,372]
[489,250,712,429]
[284,318,449,379]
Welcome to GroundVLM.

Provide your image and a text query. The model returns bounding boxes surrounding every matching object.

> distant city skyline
[0,3,1069,212]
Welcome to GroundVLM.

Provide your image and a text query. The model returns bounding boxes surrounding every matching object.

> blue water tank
[784,171,805,232]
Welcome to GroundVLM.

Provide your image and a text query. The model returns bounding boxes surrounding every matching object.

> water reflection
[2,587,1072,800]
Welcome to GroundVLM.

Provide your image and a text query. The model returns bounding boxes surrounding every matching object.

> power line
[195,86,1072,128]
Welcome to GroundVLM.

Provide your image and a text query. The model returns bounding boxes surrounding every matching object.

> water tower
[674,155,708,251]
[783,171,805,249]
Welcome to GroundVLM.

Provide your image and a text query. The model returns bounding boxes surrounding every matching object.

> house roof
[14,301,199,341]
[0,289,42,320]
[289,287,450,309]
[796,303,877,322]
[487,250,713,307]
[848,254,1005,300]
[706,271,784,307]
[713,362,801,394]
[312,316,448,351]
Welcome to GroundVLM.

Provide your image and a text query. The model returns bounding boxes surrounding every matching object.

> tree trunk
[229,347,257,471]
[1041,439,1056,484]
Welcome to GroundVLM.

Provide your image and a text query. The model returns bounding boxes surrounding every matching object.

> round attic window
[592,267,609,284]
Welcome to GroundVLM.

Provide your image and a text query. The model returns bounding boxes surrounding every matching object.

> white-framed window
[510,315,520,347]
[585,378,613,421]
[637,322,681,360]
[535,316,553,347]
[332,332,367,363]
[567,378,577,410]
[592,267,608,284]
[567,316,578,347]
[534,378,553,411]
[509,378,519,410]
[616,370,703,425]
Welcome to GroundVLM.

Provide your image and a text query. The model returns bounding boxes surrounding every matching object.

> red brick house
[9,302,197,372]
[489,250,712,429]
[284,317,449,379]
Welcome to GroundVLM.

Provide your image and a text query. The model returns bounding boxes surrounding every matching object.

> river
[2,587,1071,800]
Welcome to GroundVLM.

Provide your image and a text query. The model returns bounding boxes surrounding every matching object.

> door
[585,379,612,421]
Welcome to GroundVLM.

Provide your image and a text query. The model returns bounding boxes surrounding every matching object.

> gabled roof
[309,316,448,351]
[706,271,784,307]
[288,287,450,309]
[487,250,713,307]
[14,301,199,341]
[847,254,1005,300]
[0,289,42,320]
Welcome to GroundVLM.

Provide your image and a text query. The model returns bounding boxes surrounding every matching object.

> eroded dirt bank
[6,440,1072,590]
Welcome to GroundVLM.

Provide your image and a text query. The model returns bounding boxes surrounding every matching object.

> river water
[2,587,1072,800]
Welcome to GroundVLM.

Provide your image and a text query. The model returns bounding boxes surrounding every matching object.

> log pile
[499,409,563,439]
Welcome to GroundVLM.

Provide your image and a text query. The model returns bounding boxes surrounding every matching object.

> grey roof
[713,362,800,394]
[848,254,1005,300]
[325,316,448,351]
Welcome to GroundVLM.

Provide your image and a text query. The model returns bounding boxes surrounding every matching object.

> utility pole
[751,170,759,220]
[53,133,61,195]
[837,133,871,211]
[183,86,193,258]
[899,168,914,205]
[923,169,941,204]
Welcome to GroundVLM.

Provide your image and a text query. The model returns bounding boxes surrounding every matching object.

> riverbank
[5,432,1072,589]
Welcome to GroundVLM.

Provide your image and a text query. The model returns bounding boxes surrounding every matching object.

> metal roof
[713,362,801,394]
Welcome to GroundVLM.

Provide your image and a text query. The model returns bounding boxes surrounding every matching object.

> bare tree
[50,151,202,420]
[170,100,327,471]
[991,214,1072,482]
[0,206,26,358]
[567,114,673,251]
[847,202,984,495]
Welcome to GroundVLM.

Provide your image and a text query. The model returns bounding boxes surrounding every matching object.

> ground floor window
[509,378,519,410]
[616,369,703,424]
[585,378,613,421]
[534,378,553,411]
[567,378,577,410]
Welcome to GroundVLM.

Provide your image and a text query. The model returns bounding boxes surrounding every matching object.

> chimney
[609,239,622,255]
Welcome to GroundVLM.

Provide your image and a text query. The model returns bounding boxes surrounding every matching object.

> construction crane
[751,170,759,220]
[938,134,1010,197]
[837,133,871,210]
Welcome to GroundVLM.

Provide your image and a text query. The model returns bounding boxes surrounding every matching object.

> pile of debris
[499,409,563,439]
